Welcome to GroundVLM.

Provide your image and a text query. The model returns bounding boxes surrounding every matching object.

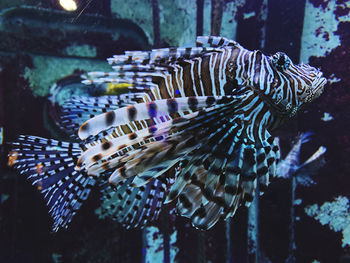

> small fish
[276,132,326,186]
[104,83,133,95]
[321,112,334,122]
[9,36,327,231]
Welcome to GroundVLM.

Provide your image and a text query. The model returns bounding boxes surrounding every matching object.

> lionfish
[9,36,327,231]
[276,132,326,186]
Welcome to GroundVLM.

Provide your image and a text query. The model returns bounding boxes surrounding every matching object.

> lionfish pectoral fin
[165,164,198,204]
[10,136,96,231]
[176,183,202,218]
[179,128,279,225]
[93,99,239,191]
[58,94,143,136]
[78,95,240,140]
[130,165,170,187]
[168,120,245,228]
[253,134,280,199]
[98,175,169,229]
[191,202,223,230]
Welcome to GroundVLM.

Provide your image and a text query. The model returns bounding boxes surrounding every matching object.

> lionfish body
[10,36,327,231]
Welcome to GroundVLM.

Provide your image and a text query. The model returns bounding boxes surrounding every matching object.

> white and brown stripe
[10,36,326,231]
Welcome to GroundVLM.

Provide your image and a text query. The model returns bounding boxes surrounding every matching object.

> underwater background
[0,0,349,262]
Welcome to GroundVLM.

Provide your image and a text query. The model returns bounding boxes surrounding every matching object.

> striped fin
[104,100,240,187]
[175,163,226,230]
[196,36,239,47]
[177,184,202,218]
[85,71,165,82]
[78,116,179,175]
[176,166,225,230]
[77,97,240,174]
[80,100,235,189]
[202,119,245,204]
[78,111,202,177]
[163,122,279,229]
[111,64,169,73]
[255,144,269,196]
[165,116,242,201]
[223,135,278,218]
[212,136,256,218]
[134,118,247,229]
[239,144,258,207]
[265,136,280,180]
[105,128,203,186]
[78,95,239,140]
[132,100,242,184]
[169,118,244,205]
[9,136,95,231]
[57,94,143,136]
[176,167,206,218]
[106,46,222,65]
[191,184,225,230]
[98,175,169,228]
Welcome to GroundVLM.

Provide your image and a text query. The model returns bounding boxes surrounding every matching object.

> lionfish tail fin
[9,135,96,231]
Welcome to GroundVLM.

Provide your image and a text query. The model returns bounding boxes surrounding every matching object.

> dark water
[0,1,349,262]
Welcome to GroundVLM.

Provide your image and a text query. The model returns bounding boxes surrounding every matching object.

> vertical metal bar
[196,0,204,37]
[141,228,147,263]
[210,0,224,36]
[247,183,260,263]
[162,208,170,263]
[197,231,206,263]
[286,176,297,263]
[0,65,4,150]
[226,219,232,263]
[152,0,161,48]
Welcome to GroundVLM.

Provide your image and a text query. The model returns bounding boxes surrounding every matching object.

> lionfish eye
[271,52,291,71]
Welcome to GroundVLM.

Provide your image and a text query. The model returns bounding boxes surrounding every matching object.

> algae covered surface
[23,55,110,97]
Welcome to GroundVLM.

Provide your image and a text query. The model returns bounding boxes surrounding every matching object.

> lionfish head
[265,52,327,117]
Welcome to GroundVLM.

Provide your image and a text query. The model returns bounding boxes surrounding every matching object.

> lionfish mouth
[312,73,327,99]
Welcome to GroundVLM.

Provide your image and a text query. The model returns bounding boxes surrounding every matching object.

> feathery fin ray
[10,136,96,231]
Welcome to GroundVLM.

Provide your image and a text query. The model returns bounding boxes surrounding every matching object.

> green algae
[64,44,97,58]
[23,55,110,97]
